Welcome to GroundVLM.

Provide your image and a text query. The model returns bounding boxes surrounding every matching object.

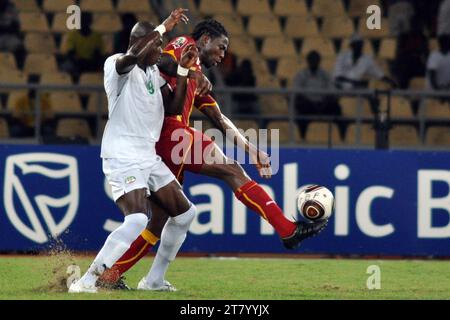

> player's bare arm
[200,104,272,179]
[158,53,213,96]
[162,44,199,115]
[116,8,189,75]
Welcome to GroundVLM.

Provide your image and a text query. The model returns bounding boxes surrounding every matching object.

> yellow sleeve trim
[197,102,218,110]
[141,229,160,245]
[163,50,178,62]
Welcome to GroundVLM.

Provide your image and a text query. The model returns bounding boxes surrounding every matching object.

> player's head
[306,50,321,71]
[191,19,229,69]
[129,21,162,66]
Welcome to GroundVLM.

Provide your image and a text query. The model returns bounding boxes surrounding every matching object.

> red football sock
[235,181,296,238]
[99,230,159,283]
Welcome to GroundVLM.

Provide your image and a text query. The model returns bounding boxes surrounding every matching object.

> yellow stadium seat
[274,0,308,16]
[92,13,122,33]
[24,54,58,75]
[380,96,414,118]
[199,0,233,15]
[19,13,50,32]
[305,122,342,145]
[214,14,245,36]
[348,0,381,17]
[409,77,426,90]
[311,0,346,17]
[56,118,92,139]
[86,93,108,115]
[12,0,39,11]
[340,39,375,56]
[79,72,104,95]
[423,99,450,119]
[285,16,320,38]
[0,52,18,71]
[228,36,257,58]
[117,0,152,13]
[260,95,289,115]
[248,15,282,37]
[250,57,271,80]
[301,38,336,58]
[52,13,71,33]
[237,0,271,15]
[40,72,73,85]
[426,126,450,147]
[79,0,114,12]
[321,17,355,38]
[276,57,303,82]
[0,71,27,93]
[358,18,390,38]
[345,123,375,146]
[267,120,302,144]
[49,92,83,113]
[0,118,9,138]
[135,12,161,24]
[163,0,199,15]
[389,125,420,146]
[44,0,77,12]
[25,33,57,54]
[378,38,397,59]
[261,37,297,58]
[339,97,373,118]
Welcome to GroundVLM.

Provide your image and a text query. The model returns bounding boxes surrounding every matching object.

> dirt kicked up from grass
[0,254,450,300]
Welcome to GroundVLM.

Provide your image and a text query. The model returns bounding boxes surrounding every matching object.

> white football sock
[79,213,148,287]
[145,205,196,287]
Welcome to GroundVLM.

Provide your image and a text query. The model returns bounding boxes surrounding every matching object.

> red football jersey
[162,36,217,126]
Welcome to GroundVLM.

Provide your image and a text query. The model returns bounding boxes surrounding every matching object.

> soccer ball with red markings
[297,185,334,221]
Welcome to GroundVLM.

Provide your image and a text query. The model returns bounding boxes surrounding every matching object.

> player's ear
[200,34,210,47]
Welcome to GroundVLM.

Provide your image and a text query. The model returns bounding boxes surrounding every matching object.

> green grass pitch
[1,255,450,300]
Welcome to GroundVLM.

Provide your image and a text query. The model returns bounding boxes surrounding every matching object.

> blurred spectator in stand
[387,0,415,37]
[334,34,397,90]
[392,16,429,89]
[438,0,450,36]
[61,12,104,81]
[114,13,137,54]
[293,50,342,138]
[225,59,258,115]
[0,0,25,67]
[426,34,450,94]
[10,91,54,138]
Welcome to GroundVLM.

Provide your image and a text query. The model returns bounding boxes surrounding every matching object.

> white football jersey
[101,54,167,160]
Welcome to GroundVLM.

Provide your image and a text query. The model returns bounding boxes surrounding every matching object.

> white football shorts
[103,156,176,202]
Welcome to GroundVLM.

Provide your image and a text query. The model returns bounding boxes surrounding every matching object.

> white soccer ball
[297,185,334,221]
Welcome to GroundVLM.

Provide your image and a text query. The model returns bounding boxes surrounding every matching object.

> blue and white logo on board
[3,153,79,244]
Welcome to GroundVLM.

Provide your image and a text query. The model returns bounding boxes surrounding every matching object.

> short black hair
[191,19,228,41]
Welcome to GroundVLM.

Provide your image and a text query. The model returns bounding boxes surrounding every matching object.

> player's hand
[191,71,213,96]
[162,8,189,32]
[180,44,198,69]
[251,150,272,179]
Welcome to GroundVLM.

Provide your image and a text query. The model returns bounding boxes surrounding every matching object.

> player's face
[146,36,163,66]
[201,35,229,69]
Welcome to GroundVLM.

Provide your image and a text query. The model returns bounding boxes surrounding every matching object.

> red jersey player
[99,19,328,291]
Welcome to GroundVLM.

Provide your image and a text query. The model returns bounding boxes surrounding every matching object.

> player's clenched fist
[180,44,199,69]
[162,8,189,32]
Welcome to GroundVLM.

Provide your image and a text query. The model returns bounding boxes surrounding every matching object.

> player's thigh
[151,180,192,217]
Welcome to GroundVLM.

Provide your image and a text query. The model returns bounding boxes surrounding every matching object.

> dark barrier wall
[0,144,449,256]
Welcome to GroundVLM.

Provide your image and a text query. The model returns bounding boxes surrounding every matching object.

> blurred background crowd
[0,0,448,148]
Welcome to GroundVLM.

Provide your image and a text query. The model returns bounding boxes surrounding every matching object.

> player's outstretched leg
[69,189,150,293]
[200,144,328,249]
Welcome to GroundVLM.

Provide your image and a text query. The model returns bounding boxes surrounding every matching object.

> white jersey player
[69,9,199,293]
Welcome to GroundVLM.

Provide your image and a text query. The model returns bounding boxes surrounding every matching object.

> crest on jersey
[172,37,187,49]
[3,153,79,244]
